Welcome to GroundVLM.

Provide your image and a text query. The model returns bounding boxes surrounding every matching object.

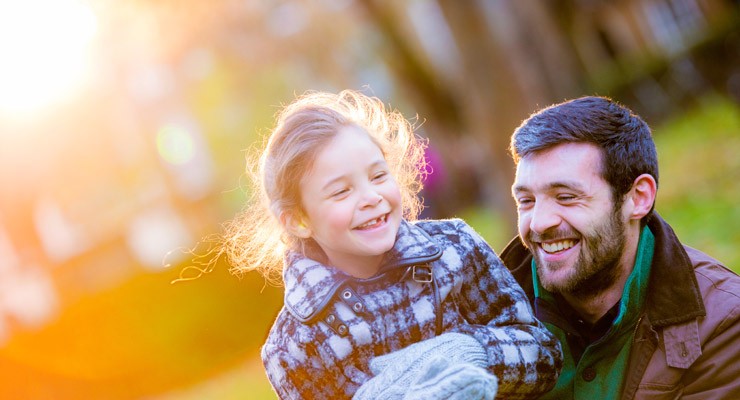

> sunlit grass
[149,359,276,400]
[0,256,282,399]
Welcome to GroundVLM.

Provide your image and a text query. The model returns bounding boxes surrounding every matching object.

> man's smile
[541,239,578,254]
[534,238,581,266]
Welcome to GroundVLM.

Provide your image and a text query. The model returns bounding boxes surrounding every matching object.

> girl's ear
[281,211,312,239]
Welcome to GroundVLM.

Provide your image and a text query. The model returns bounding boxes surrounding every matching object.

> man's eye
[517,198,533,207]
[557,194,576,202]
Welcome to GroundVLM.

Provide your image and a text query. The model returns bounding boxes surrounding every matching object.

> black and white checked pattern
[263,219,562,399]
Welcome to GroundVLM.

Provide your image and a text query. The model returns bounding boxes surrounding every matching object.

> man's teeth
[542,240,576,254]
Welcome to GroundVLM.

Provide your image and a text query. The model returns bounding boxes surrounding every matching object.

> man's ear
[626,174,657,221]
[281,211,312,239]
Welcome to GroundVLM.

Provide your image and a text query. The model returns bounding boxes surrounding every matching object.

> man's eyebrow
[548,181,585,191]
[512,181,587,195]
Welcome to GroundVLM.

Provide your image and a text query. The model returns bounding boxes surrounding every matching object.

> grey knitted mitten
[353,332,488,400]
[403,356,497,400]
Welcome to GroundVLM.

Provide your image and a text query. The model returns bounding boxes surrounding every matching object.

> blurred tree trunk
[356,0,585,234]
[434,0,526,232]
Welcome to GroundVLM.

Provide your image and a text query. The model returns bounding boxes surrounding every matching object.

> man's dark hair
[510,96,658,205]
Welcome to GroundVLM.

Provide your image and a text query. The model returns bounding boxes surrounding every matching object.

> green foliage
[653,95,740,273]
[458,206,513,252]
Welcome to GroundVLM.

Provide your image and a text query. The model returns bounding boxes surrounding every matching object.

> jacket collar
[501,211,706,328]
[642,212,705,326]
[282,220,442,322]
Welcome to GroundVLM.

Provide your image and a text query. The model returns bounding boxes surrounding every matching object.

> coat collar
[282,220,442,322]
[501,211,706,328]
[642,212,705,326]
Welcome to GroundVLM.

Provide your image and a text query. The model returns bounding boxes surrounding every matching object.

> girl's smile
[353,213,389,231]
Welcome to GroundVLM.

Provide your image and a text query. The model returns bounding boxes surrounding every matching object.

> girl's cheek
[388,184,402,205]
[325,203,353,229]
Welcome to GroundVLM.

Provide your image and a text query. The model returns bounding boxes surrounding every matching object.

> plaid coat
[262,219,562,399]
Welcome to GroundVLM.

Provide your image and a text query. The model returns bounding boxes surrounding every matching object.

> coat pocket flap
[663,319,701,369]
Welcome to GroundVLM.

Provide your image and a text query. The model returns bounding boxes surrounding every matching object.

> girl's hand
[352,332,494,400]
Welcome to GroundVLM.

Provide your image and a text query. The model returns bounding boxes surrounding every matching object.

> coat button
[582,367,596,382]
[337,325,348,336]
[352,302,363,312]
[342,290,352,299]
[326,314,335,324]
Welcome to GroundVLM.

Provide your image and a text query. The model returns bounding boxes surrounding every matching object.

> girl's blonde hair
[221,90,427,284]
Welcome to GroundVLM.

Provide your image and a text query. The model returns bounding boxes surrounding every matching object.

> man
[501,96,739,399]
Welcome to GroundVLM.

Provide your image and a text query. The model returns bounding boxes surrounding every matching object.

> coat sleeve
[448,220,562,399]
[262,338,306,400]
[261,322,352,400]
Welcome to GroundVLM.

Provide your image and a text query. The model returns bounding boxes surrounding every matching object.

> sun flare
[0,0,98,114]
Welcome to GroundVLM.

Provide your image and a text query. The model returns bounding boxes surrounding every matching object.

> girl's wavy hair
[180,90,427,285]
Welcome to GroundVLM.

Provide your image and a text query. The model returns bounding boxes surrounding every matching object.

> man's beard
[527,206,626,299]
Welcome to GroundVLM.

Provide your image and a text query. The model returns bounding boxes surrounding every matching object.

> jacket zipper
[432,275,443,335]
[632,315,644,339]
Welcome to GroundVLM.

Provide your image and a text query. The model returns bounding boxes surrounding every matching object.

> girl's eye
[372,171,388,181]
[331,188,350,198]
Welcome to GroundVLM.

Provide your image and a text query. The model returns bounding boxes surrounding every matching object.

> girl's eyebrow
[322,175,348,191]
[368,159,388,169]
[321,159,388,191]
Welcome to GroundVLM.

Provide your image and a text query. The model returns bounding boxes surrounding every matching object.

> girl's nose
[361,191,383,208]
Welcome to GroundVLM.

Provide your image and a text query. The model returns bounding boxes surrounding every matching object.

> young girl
[224,90,561,399]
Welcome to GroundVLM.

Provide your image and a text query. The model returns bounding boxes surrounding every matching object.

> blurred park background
[0,0,738,398]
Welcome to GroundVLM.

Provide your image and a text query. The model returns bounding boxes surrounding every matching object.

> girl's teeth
[358,216,385,229]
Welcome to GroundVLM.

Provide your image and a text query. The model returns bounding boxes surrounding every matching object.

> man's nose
[529,201,561,234]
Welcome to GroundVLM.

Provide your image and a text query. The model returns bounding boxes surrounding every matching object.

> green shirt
[536,226,655,400]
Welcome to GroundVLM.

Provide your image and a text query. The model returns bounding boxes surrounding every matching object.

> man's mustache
[527,227,580,243]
